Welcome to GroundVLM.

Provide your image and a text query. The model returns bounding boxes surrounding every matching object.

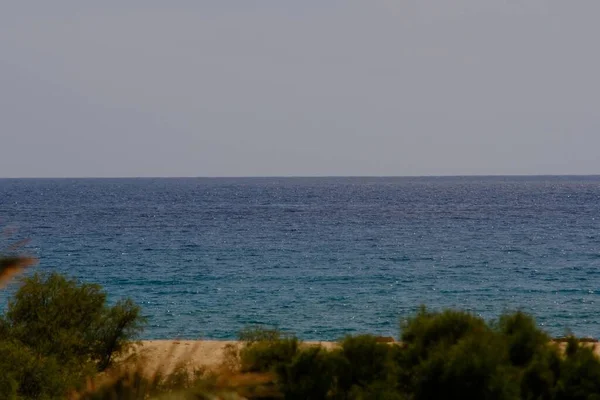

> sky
[1,1,599,177]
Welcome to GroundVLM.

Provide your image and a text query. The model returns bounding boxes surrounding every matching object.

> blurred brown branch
[0,227,36,287]
[0,255,37,287]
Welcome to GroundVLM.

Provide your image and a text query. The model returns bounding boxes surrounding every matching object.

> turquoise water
[1,176,599,339]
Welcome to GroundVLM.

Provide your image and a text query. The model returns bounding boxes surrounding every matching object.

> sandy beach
[132,340,339,374]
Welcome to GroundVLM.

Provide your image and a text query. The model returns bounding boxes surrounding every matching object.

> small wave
[501,248,531,256]
[450,264,476,269]
[378,256,410,262]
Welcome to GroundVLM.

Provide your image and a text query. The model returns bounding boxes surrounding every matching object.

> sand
[132,340,338,374]
[132,340,240,373]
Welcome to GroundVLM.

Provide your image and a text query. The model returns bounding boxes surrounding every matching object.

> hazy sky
[1,1,599,177]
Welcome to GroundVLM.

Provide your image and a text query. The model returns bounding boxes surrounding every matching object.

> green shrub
[0,272,145,398]
[399,308,519,400]
[3,272,145,372]
[332,335,400,399]
[238,327,299,373]
[400,307,488,360]
[554,337,600,400]
[239,326,283,344]
[519,349,561,400]
[495,311,561,399]
[0,339,67,399]
[417,333,518,400]
[93,298,146,371]
[277,346,335,400]
[496,311,552,367]
[239,329,299,373]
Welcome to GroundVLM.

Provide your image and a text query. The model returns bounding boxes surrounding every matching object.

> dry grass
[76,341,279,399]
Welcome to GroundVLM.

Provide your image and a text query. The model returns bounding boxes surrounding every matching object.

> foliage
[400,307,489,360]
[93,298,146,371]
[398,308,517,400]
[239,327,299,373]
[0,272,145,398]
[4,272,145,371]
[239,326,284,344]
[224,310,600,400]
[496,311,561,400]
[0,339,66,400]
[554,337,600,400]
[277,346,335,400]
[80,369,207,400]
[497,311,553,367]
[79,363,270,400]
[331,335,401,399]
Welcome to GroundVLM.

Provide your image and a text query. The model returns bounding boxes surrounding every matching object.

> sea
[0,176,599,340]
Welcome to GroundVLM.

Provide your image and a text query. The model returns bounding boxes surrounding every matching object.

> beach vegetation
[277,345,335,400]
[0,270,145,399]
[330,334,401,399]
[553,336,600,400]
[231,309,600,400]
[238,326,300,373]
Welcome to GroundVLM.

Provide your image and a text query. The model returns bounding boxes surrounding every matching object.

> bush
[496,311,561,400]
[401,307,489,356]
[0,272,145,398]
[240,337,299,373]
[5,273,105,364]
[417,333,518,400]
[3,272,145,372]
[399,308,524,400]
[332,335,400,399]
[234,310,600,400]
[520,349,561,400]
[239,326,284,344]
[496,311,552,367]
[0,339,67,399]
[554,337,600,400]
[277,346,335,400]
[239,327,300,373]
[398,308,490,395]
[93,298,146,371]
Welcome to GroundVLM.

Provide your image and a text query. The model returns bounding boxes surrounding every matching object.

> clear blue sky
[1,1,599,177]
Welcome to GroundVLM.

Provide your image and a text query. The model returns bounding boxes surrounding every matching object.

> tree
[3,272,145,372]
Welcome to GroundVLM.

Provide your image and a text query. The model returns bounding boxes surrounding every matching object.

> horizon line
[1,173,600,180]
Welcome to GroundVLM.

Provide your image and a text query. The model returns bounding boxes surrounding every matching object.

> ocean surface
[1,176,599,339]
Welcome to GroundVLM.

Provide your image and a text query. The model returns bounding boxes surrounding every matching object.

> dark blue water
[1,177,599,339]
